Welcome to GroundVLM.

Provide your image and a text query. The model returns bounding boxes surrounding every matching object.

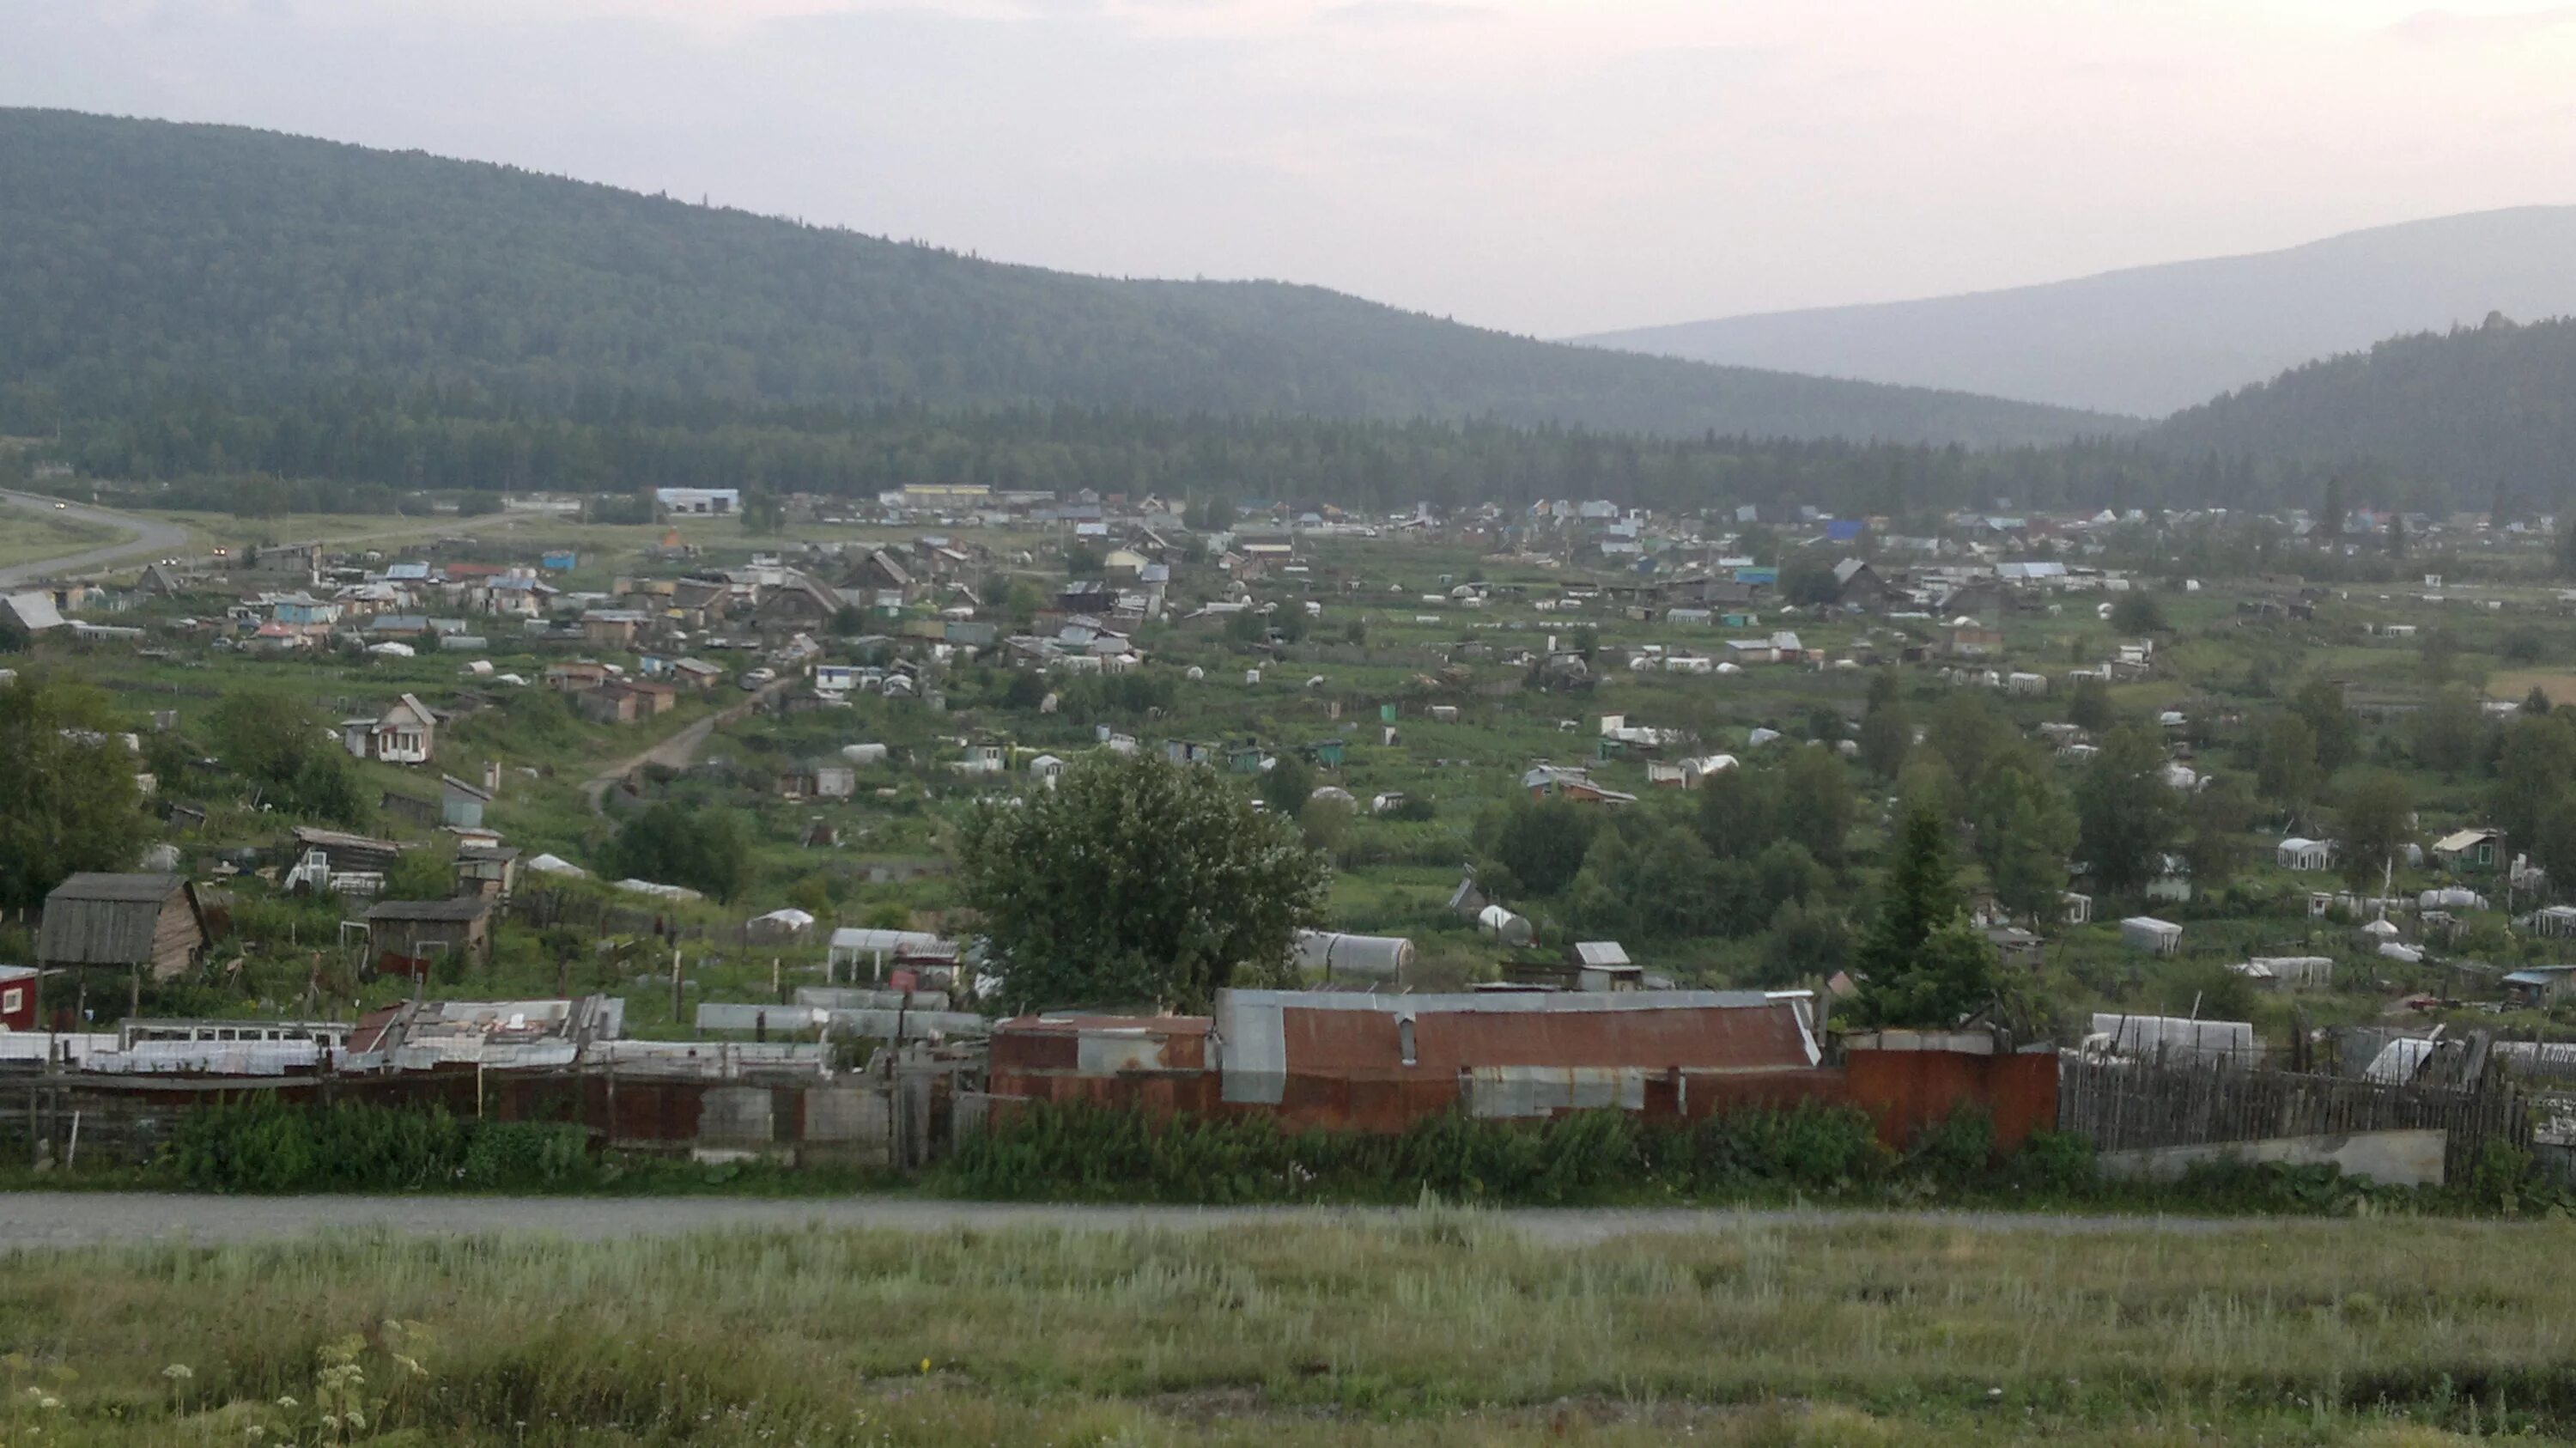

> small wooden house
[365,897,495,964]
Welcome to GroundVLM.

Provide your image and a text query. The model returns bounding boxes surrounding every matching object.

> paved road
[0,489,193,587]
[0,1193,2335,1250]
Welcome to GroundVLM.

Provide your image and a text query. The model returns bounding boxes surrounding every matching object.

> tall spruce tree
[1850,804,1990,1025]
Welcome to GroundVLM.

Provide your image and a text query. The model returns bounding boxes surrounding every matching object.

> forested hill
[2153,315,2576,503]
[1577,207,2576,417]
[0,109,2123,449]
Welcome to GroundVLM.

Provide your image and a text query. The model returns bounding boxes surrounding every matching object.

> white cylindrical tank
[841,743,890,765]
[1293,929,1416,981]
[1186,666,1206,681]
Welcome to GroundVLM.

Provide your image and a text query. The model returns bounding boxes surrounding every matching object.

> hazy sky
[6,0,2574,336]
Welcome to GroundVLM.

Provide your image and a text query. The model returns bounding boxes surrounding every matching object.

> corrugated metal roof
[1215,989,1820,1107]
[48,873,185,903]
[3,593,65,631]
[1573,941,1631,967]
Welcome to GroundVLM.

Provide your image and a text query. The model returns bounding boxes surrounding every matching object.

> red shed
[0,965,37,1032]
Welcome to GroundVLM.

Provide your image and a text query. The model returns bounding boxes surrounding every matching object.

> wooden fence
[2057,1056,2530,1181]
[507,887,712,942]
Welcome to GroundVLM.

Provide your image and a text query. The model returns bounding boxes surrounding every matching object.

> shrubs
[164,1100,591,1193]
[947,1098,1909,1205]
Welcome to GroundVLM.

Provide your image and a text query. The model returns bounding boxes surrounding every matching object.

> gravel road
[0,1193,2325,1251]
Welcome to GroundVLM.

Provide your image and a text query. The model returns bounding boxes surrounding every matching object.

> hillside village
[3,477,2576,1179]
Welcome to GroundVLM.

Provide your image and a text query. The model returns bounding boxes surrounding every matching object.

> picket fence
[2057,1056,2529,1181]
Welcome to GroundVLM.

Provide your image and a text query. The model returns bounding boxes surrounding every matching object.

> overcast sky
[6,0,2574,337]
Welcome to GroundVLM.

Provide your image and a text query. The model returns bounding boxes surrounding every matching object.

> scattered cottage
[342,693,438,765]
[2433,829,2503,874]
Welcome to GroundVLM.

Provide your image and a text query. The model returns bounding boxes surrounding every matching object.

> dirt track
[0,1193,2338,1250]
[580,678,790,812]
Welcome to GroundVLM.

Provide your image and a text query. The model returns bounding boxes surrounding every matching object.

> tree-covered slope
[2153,314,2576,502]
[0,108,2123,447]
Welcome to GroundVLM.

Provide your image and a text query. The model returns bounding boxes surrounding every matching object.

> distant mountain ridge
[0,108,2122,449]
[2152,313,2576,500]
[1575,208,2576,417]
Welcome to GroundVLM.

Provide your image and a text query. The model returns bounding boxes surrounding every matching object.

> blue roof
[1825,520,1864,542]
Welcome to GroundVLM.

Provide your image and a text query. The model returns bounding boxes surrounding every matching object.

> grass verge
[0,1215,2567,1444]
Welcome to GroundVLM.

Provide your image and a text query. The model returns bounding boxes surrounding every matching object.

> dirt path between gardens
[0,1193,2370,1250]
[581,678,792,812]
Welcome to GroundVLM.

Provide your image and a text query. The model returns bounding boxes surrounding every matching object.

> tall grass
[0,1216,2568,1443]
[164,1100,590,1192]
[945,1100,2014,1205]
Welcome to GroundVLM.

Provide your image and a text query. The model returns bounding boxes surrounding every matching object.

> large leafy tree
[604,801,753,903]
[2493,714,2576,854]
[2075,725,2178,900]
[959,751,1329,1013]
[2251,711,2323,824]
[1482,797,1599,898]
[2336,770,2415,895]
[2178,775,2255,897]
[0,673,149,909]
[210,691,367,825]
[1777,745,1855,869]
[1854,669,1911,780]
[2288,679,2359,774]
[1971,752,2076,921]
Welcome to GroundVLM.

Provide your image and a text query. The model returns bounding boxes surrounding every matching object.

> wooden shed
[37,873,212,981]
[365,897,495,964]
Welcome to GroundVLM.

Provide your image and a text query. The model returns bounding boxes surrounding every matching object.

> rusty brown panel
[1844,1051,2058,1156]
[990,1031,1081,1072]
[1275,1001,1819,1082]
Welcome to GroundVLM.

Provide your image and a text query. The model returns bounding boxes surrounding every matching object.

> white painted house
[343,693,437,765]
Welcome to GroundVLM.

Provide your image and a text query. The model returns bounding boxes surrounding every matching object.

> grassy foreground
[1,1214,2571,1445]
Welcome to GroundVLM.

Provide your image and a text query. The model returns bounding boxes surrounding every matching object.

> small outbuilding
[37,873,212,982]
[365,897,495,965]
[2119,916,2184,957]
[2275,837,2335,873]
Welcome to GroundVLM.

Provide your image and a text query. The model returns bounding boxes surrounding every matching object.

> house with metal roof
[2504,966,2576,1010]
[36,873,211,981]
[0,591,65,644]
[2433,828,2504,874]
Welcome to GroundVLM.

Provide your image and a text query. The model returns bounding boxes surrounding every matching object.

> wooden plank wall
[2057,1056,2530,1181]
